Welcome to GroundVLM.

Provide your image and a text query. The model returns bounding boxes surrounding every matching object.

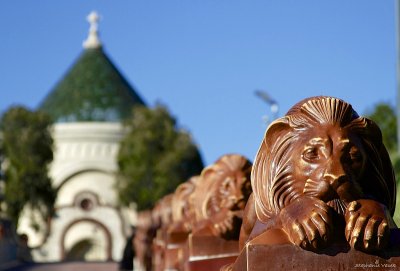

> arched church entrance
[61,219,112,261]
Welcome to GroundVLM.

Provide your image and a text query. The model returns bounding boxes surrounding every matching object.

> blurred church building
[17,11,142,262]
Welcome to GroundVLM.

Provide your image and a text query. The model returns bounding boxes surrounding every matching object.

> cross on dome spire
[83,11,102,49]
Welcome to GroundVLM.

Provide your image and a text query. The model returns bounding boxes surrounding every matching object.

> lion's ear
[264,117,291,148]
[201,166,214,180]
[256,117,291,169]
[364,118,383,145]
[349,117,383,146]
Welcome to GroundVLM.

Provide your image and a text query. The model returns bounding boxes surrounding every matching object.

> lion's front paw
[280,197,332,251]
[345,199,390,252]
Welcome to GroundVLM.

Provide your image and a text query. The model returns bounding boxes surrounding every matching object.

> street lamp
[254,90,279,124]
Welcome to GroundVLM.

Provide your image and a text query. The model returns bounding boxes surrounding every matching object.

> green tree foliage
[117,105,204,210]
[0,106,56,227]
[365,102,397,153]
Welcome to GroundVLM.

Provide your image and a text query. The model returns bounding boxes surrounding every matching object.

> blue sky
[0,1,397,165]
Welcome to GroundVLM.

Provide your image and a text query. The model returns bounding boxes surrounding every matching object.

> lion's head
[198,154,252,221]
[171,176,199,227]
[189,154,252,238]
[152,194,174,230]
[252,96,396,223]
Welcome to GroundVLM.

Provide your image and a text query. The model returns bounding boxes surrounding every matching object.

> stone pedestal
[164,231,189,271]
[153,230,166,271]
[185,234,239,271]
[232,229,400,271]
[233,244,400,271]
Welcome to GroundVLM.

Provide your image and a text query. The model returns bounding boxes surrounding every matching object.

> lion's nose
[323,173,348,189]
[323,161,348,188]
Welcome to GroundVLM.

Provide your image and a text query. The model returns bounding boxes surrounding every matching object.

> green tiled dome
[39,47,146,123]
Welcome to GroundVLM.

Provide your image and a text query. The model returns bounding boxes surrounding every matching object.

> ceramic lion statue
[191,154,252,240]
[241,96,397,252]
[168,176,200,233]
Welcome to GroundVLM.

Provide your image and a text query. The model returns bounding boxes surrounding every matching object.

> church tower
[17,11,143,262]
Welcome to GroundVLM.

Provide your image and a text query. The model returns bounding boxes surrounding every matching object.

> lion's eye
[302,148,319,161]
[349,147,362,161]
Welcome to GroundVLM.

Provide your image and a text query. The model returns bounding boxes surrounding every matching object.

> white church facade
[17,12,141,262]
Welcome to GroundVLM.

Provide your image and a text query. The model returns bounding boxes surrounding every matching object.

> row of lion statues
[133,153,252,271]
[132,96,398,271]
